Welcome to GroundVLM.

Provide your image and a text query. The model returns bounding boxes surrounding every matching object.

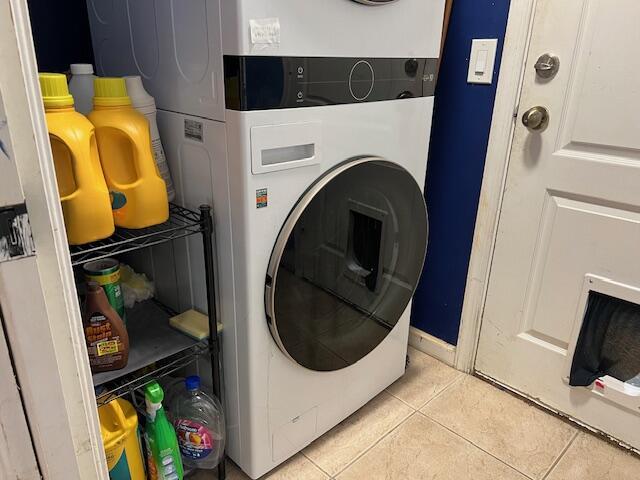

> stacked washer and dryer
[88,0,445,477]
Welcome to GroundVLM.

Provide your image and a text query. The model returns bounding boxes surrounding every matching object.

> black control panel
[224,56,438,111]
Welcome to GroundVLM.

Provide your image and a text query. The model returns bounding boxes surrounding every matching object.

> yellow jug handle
[69,132,100,195]
[106,399,128,428]
[49,133,85,201]
[136,125,162,180]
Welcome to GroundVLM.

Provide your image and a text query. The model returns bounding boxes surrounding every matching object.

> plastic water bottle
[124,75,176,202]
[171,375,225,471]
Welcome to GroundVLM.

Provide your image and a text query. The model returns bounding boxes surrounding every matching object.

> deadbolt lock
[534,54,560,79]
[522,106,549,132]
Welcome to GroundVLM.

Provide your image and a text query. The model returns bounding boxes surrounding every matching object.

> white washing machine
[156,99,431,479]
[87,1,444,477]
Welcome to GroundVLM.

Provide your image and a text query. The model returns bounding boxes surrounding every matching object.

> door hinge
[0,203,35,263]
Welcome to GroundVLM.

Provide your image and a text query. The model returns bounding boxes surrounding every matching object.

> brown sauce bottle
[83,281,130,372]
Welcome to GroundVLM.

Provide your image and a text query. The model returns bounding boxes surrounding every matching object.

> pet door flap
[570,292,640,387]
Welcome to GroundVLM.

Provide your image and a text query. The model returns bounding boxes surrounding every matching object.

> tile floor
[197,347,640,480]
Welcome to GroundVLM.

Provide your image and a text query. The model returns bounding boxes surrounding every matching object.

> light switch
[475,50,488,74]
[468,39,498,84]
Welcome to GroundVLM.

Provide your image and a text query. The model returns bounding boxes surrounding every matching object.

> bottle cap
[145,381,165,403]
[185,375,200,391]
[144,381,165,420]
[124,75,155,109]
[93,77,132,107]
[70,63,94,75]
[39,73,74,108]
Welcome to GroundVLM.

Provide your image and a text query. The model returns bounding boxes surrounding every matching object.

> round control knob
[349,60,375,101]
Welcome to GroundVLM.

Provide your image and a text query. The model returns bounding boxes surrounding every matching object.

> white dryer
[87,0,445,120]
[87,1,444,478]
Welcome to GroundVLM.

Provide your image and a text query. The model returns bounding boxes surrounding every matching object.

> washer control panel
[224,56,438,111]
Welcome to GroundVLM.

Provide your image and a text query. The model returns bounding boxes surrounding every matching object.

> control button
[297,91,304,99]
[349,60,375,101]
[405,59,419,77]
[297,66,304,75]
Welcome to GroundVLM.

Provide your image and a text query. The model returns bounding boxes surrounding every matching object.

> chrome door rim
[265,157,377,365]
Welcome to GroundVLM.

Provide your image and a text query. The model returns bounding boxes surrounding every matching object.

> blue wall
[411,1,511,345]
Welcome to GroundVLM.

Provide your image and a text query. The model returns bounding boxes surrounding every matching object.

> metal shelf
[70,203,204,267]
[73,203,227,478]
[93,299,208,406]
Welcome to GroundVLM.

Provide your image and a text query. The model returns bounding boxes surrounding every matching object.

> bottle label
[144,434,159,480]
[85,268,126,319]
[96,339,119,356]
[85,312,124,365]
[174,419,213,460]
[152,138,165,163]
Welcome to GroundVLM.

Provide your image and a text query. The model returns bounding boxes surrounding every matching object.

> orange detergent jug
[88,77,169,229]
[39,73,114,245]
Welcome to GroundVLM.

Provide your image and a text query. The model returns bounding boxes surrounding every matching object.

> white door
[0,0,107,478]
[477,0,640,449]
[0,304,40,479]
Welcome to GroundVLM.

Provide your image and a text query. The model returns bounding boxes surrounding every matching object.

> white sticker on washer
[250,18,281,44]
[184,119,203,142]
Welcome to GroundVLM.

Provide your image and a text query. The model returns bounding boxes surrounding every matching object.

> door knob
[534,54,560,79]
[522,106,549,132]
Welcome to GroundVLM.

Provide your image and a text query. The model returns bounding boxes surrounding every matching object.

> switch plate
[467,39,498,84]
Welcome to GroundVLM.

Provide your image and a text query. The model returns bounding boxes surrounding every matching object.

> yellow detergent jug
[99,398,146,480]
[39,73,114,245]
[89,77,169,229]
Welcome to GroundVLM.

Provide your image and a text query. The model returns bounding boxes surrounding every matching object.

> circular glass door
[265,157,428,371]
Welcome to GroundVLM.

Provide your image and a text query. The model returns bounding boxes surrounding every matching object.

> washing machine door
[265,157,428,371]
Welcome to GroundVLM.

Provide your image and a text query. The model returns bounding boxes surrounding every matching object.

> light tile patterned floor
[195,347,640,480]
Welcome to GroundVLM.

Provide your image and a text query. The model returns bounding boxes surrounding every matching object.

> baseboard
[408,327,457,366]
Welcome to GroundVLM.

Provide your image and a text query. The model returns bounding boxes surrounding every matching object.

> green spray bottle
[144,381,184,480]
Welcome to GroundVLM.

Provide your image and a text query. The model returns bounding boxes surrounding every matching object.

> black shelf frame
[92,299,208,403]
[95,341,208,405]
[70,203,203,267]
[72,203,226,480]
